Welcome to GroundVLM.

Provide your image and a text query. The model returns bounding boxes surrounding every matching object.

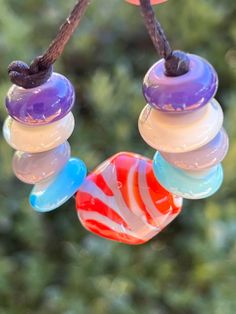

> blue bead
[153,152,223,199]
[29,158,87,212]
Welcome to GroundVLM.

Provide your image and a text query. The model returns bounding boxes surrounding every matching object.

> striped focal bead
[143,54,218,112]
[76,152,182,245]
[153,152,223,199]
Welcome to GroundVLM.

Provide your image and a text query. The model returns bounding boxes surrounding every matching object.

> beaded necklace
[2,0,229,245]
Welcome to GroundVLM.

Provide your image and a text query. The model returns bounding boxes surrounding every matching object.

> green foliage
[0,0,236,313]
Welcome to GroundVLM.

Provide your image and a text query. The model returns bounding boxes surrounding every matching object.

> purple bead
[5,72,75,125]
[143,54,218,112]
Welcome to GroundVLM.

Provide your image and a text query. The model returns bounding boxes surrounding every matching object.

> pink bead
[125,0,167,5]
[161,128,229,171]
[12,142,71,184]
[76,152,182,245]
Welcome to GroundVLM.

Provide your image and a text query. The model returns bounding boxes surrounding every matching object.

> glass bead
[5,73,75,125]
[138,99,223,153]
[3,112,74,153]
[29,158,87,212]
[143,54,218,112]
[125,0,167,5]
[76,152,182,245]
[12,141,71,184]
[153,152,223,199]
[161,128,229,171]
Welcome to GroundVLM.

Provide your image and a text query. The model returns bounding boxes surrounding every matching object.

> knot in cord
[7,0,90,89]
[7,0,189,89]
[8,58,53,89]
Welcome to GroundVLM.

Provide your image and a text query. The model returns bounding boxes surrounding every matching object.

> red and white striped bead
[76,152,182,244]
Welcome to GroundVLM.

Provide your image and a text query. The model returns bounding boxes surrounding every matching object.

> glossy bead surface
[29,158,87,212]
[138,99,223,153]
[6,73,75,125]
[153,152,223,199]
[143,54,218,112]
[76,152,182,245]
[13,141,71,184]
[161,128,229,171]
[3,112,74,153]
[126,0,167,5]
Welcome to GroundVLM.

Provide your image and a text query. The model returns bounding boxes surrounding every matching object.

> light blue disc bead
[29,157,87,212]
[153,152,223,200]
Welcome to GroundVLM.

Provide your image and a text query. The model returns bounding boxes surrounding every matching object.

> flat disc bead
[5,72,75,125]
[12,141,71,184]
[138,99,223,153]
[29,158,87,212]
[143,54,218,112]
[161,128,229,171]
[3,112,74,153]
[125,0,167,5]
[153,152,223,199]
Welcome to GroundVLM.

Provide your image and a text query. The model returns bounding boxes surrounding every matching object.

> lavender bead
[12,141,71,184]
[143,54,218,112]
[161,128,229,171]
[5,72,75,125]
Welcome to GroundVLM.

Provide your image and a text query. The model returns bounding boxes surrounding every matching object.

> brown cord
[8,0,90,89]
[139,0,190,76]
[139,0,172,59]
[8,0,189,88]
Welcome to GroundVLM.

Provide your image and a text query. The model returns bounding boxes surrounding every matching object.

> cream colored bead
[138,99,223,153]
[3,112,75,153]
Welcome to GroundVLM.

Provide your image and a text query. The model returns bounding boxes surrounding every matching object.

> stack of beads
[139,54,229,199]
[3,72,87,212]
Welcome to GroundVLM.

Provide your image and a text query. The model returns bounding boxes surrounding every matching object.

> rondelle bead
[143,54,218,112]
[138,99,223,153]
[161,128,229,171]
[5,72,75,125]
[12,141,71,184]
[125,0,167,5]
[76,152,182,245]
[29,158,87,212]
[3,112,74,153]
[153,152,223,199]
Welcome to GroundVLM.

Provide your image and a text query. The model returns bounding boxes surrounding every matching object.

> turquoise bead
[153,152,223,199]
[29,158,87,212]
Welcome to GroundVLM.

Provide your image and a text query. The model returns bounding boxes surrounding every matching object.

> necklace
[2,0,228,245]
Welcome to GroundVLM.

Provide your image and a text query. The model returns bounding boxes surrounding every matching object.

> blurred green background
[0,0,236,313]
